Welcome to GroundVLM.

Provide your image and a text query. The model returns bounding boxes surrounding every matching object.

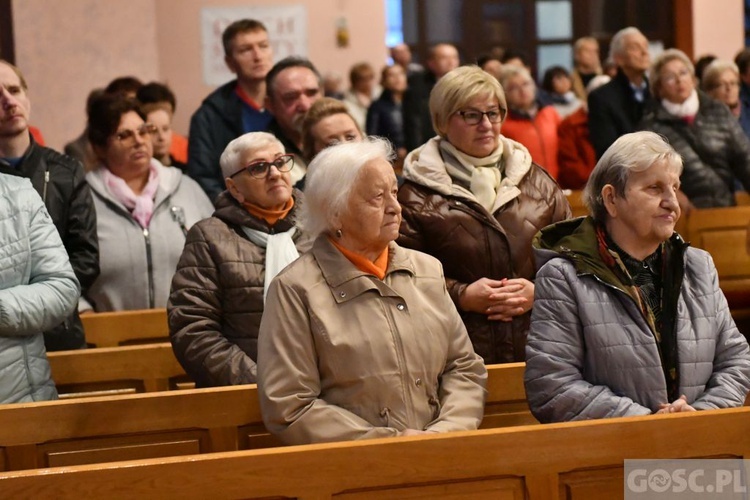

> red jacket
[557,107,596,190]
[501,105,561,179]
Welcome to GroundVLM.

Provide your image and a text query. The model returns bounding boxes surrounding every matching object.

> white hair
[583,131,683,222]
[219,132,285,179]
[301,136,395,238]
[609,27,645,61]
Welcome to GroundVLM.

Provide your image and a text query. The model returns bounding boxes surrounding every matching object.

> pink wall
[691,0,744,60]
[12,0,386,151]
[13,0,160,151]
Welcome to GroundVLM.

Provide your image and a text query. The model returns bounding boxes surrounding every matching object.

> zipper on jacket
[143,228,155,308]
[382,300,418,427]
[42,169,50,203]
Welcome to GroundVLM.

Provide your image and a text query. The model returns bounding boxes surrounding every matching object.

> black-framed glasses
[457,109,505,126]
[114,123,157,145]
[230,154,295,179]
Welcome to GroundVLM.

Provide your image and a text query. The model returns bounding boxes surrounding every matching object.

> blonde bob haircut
[301,136,395,239]
[583,131,683,223]
[429,65,508,138]
[648,48,696,100]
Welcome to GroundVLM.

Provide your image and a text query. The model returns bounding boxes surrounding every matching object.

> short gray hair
[609,27,645,61]
[219,132,285,179]
[701,59,739,93]
[301,136,395,238]
[648,48,695,99]
[429,65,507,138]
[583,131,683,223]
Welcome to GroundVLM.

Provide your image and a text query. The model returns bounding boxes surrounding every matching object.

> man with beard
[0,59,98,351]
[264,57,323,187]
[188,19,275,202]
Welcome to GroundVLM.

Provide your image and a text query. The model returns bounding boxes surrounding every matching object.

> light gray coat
[84,160,214,311]
[525,220,750,422]
[0,174,80,403]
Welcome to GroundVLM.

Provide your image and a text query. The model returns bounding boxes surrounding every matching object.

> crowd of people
[1,19,750,446]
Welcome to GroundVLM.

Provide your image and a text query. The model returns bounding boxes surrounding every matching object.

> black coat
[366,90,405,149]
[403,70,437,151]
[640,92,750,208]
[587,69,651,158]
[0,137,99,350]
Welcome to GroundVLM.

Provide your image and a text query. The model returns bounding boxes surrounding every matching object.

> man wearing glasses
[0,59,98,351]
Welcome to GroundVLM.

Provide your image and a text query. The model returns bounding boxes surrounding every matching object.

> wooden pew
[48,343,189,397]
[81,308,168,347]
[564,189,588,218]
[686,206,750,336]
[0,363,534,471]
[1,407,749,499]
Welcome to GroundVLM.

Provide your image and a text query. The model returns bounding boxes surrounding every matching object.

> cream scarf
[241,226,299,303]
[440,141,504,210]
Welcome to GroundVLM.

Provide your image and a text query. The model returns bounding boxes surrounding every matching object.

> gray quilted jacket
[525,217,750,422]
[0,174,80,404]
[639,92,750,208]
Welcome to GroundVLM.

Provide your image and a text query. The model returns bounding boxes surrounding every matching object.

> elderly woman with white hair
[257,137,487,445]
[640,48,750,208]
[398,65,570,365]
[168,132,313,387]
[525,131,750,423]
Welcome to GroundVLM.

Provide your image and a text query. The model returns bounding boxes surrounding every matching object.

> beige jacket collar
[312,236,414,303]
[402,136,533,212]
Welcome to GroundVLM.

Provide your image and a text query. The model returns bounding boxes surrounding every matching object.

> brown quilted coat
[168,190,313,387]
[397,137,571,364]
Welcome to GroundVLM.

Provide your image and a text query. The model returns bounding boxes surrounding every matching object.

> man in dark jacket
[403,43,459,151]
[588,27,652,158]
[0,59,98,350]
[264,56,323,186]
[188,19,274,202]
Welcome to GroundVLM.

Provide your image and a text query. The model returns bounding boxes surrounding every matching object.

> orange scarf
[243,198,294,226]
[330,238,389,280]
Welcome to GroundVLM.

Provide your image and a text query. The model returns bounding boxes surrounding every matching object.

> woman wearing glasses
[83,93,212,312]
[640,49,750,208]
[168,132,312,387]
[397,66,570,364]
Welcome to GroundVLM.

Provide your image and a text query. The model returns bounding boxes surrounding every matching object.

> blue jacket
[0,174,80,404]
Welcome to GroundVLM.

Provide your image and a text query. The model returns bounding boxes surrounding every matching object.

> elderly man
[587,27,652,158]
[264,56,323,185]
[525,131,750,423]
[0,59,98,351]
[188,19,274,202]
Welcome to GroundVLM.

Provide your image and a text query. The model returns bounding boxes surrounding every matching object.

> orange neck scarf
[329,238,389,280]
[243,198,294,226]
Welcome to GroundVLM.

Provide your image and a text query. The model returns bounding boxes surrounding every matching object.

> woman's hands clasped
[459,277,534,321]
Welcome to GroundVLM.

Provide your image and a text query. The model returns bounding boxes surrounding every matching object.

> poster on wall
[201,6,307,86]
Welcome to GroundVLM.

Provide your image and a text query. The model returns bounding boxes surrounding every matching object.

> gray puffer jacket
[0,174,80,404]
[525,217,750,422]
[639,92,750,208]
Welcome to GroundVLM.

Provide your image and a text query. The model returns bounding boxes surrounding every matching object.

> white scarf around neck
[241,226,299,303]
[662,89,699,118]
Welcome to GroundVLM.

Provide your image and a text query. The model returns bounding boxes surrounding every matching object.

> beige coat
[257,236,487,445]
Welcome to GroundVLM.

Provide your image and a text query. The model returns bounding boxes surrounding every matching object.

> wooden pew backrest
[1,407,749,499]
[48,343,189,397]
[82,308,168,348]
